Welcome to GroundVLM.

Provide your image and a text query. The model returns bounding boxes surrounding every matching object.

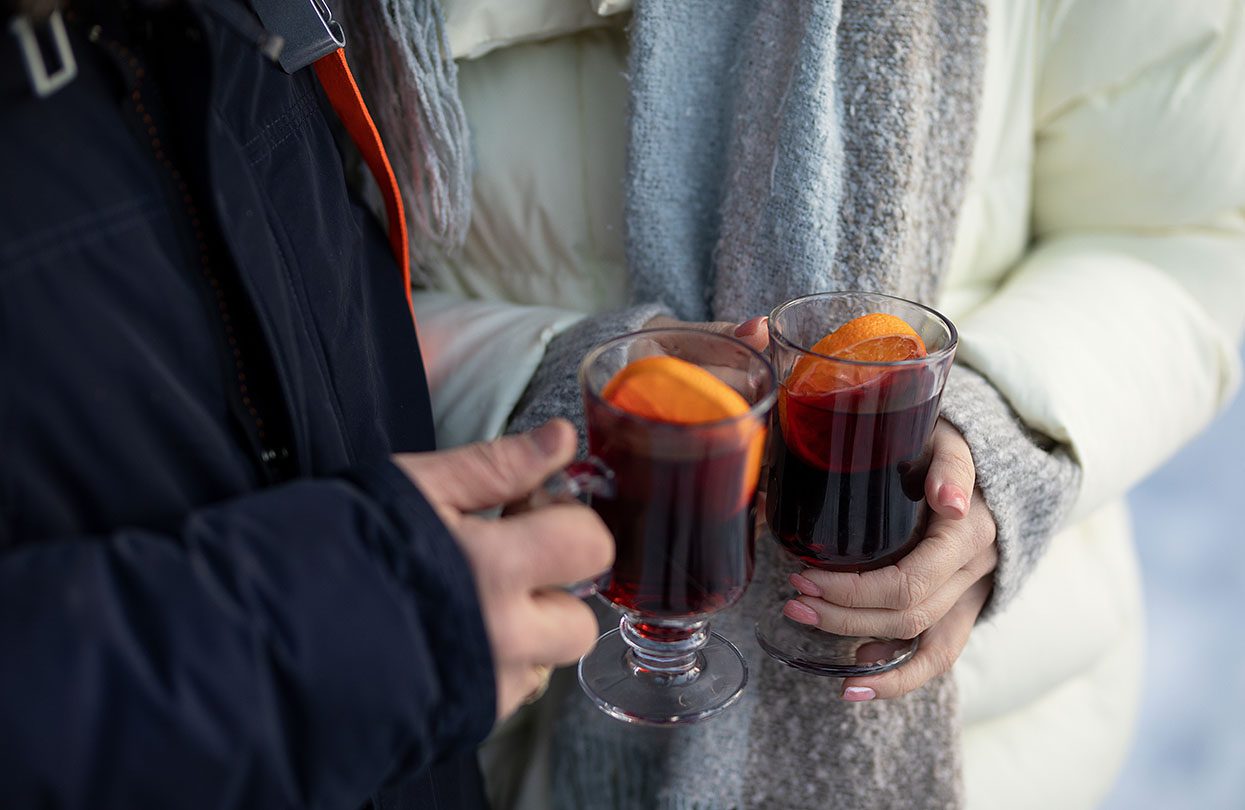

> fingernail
[841,686,876,702]
[530,421,565,456]
[789,573,822,597]
[783,600,819,625]
[938,484,969,517]
[734,317,764,337]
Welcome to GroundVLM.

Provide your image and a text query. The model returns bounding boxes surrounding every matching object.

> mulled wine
[765,374,940,571]
[587,397,758,619]
[755,291,958,677]
[572,327,777,725]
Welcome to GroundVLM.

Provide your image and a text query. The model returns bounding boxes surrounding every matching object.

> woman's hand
[644,314,770,353]
[782,419,999,700]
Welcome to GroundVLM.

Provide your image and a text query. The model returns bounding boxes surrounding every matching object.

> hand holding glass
[757,292,957,677]
[552,328,776,725]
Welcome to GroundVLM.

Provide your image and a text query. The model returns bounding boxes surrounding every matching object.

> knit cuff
[937,364,1082,619]
[507,304,670,440]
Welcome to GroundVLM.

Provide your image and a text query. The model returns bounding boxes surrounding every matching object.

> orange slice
[602,356,750,423]
[602,355,766,511]
[779,313,927,466]
[786,312,926,394]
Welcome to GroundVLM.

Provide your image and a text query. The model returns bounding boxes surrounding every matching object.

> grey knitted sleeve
[507,304,670,440]
[938,364,1083,619]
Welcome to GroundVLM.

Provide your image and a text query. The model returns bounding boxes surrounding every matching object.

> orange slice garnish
[786,312,927,394]
[603,356,750,424]
[779,313,927,467]
[602,355,766,511]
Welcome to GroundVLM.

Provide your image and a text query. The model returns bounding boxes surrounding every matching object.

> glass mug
[756,292,958,676]
[545,328,777,725]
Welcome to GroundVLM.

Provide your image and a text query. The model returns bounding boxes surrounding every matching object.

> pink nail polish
[783,600,819,625]
[734,317,761,337]
[789,573,822,597]
[939,484,969,517]
[842,686,876,702]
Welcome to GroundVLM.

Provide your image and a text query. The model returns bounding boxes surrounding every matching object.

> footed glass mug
[756,292,958,676]
[549,328,777,725]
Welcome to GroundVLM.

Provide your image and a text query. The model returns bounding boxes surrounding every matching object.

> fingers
[785,542,998,639]
[524,589,602,664]
[489,572,601,720]
[924,419,976,519]
[794,495,997,611]
[395,420,577,513]
[496,661,561,721]
[499,502,615,588]
[457,501,610,723]
[644,315,770,352]
[732,316,770,351]
[489,584,601,671]
[839,575,993,701]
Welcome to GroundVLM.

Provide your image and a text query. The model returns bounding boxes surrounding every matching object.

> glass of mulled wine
[756,292,957,677]
[564,328,776,725]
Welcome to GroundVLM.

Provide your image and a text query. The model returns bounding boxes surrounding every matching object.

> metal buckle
[9,9,77,98]
[249,0,345,74]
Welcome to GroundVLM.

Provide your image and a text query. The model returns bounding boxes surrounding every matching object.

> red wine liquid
[765,374,939,572]
[587,401,757,619]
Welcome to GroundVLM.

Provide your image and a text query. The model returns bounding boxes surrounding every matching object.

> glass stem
[619,617,709,687]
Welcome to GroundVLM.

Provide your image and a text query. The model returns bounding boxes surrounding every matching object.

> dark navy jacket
[0,1,492,807]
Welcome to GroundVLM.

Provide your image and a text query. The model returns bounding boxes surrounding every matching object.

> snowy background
[1100,345,1245,809]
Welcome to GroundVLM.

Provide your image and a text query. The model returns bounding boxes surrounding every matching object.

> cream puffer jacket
[412,2,1245,808]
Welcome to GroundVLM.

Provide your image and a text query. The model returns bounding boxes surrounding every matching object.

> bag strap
[247,0,413,322]
[312,49,412,317]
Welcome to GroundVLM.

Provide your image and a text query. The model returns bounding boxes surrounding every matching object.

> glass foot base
[755,609,918,677]
[577,628,747,726]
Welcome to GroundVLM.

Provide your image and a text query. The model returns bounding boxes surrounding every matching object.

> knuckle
[562,604,600,660]
[975,509,998,545]
[970,545,999,578]
[898,607,931,640]
[950,451,976,481]
[578,509,615,572]
[928,644,958,677]
[535,504,614,578]
[817,571,860,608]
[895,568,927,610]
[882,675,912,699]
[490,615,528,665]
[893,671,924,698]
[472,439,520,483]
[843,574,872,609]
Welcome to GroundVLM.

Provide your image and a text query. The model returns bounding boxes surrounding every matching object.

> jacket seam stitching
[241,87,320,166]
[0,196,162,280]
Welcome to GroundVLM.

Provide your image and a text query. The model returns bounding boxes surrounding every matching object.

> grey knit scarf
[343,0,1081,806]
[507,1,1080,808]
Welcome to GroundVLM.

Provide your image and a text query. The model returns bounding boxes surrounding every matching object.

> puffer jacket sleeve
[0,464,494,810]
[946,0,1245,612]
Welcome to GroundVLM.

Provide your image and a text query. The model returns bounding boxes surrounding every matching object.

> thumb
[646,315,769,353]
[924,419,976,520]
[396,420,578,513]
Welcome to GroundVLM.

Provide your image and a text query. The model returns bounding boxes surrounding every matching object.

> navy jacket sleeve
[0,462,495,810]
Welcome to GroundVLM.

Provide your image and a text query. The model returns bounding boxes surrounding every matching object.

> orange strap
[312,49,413,320]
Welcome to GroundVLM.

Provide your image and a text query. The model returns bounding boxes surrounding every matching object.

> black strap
[247,0,342,74]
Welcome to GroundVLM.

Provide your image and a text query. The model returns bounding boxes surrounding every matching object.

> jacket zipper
[78,11,294,483]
